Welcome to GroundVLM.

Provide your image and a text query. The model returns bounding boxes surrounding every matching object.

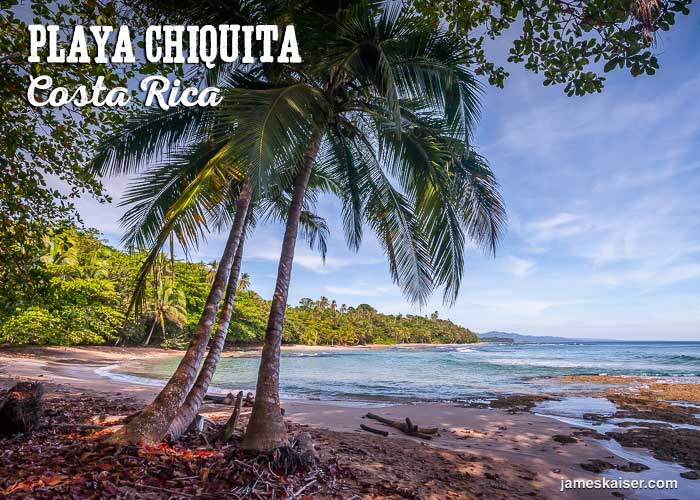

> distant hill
[477,331,616,344]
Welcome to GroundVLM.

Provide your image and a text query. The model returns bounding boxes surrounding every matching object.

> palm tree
[319,296,329,310]
[93,1,505,449]
[90,82,333,445]
[237,272,251,292]
[143,254,188,345]
[206,261,218,285]
[167,228,247,440]
[232,5,505,451]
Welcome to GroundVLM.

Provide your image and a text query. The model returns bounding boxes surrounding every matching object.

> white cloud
[597,161,700,191]
[488,76,700,160]
[504,256,535,277]
[247,245,350,274]
[525,212,593,242]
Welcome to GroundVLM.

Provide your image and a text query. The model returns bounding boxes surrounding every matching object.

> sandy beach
[1,346,697,499]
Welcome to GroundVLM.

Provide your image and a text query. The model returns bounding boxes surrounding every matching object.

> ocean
[109,341,700,404]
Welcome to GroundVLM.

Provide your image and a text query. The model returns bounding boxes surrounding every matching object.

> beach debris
[211,391,243,444]
[0,392,327,499]
[360,424,389,436]
[0,382,43,435]
[364,413,438,440]
[204,392,235,405]
[244,392,255,407]
[551,434,578,444]
[204,391,255,407]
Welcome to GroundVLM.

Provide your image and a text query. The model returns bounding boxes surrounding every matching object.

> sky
[73,10,700,341]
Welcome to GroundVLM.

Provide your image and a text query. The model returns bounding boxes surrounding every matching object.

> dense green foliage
[0,229,133,345]
[0,0,178,315]
[234,294,478,345]
[412,0,694,95]
[0,229,476,346]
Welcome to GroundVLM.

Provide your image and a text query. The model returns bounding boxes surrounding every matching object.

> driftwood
[204,391,255,407]
[365,412,437,440]
[0,382,43,435]
[243,392,255,407]
[212,391,243,443]
[360,424,389,436]
[204,392,236,405]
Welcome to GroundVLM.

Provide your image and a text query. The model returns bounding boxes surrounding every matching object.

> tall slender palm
[199,4,505,451]
[144,255,188,346]
[237,272,251,292]
[93,1,505,449]
[91,99,332,446]
[167,227,246,440]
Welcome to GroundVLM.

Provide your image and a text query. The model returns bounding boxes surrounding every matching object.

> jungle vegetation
[0,229,477,347]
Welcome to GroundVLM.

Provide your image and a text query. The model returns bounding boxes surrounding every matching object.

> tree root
[0,382,43,435]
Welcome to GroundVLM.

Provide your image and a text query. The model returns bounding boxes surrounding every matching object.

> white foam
[94,364,166,388]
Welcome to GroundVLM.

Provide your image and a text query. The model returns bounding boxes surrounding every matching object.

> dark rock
[572,429,611,440]
[583,412,608,422]
[607,428,700,471]
[680,470,700,480]
[580,459,614,473]
[616,462,649,473]
[616,421,671,429]
[552,434,578,444]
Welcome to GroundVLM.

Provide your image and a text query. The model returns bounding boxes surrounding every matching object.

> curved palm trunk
[242,132,323,452]
[107,183,252,446]
[143,315,158,345]
[167,233,246,441]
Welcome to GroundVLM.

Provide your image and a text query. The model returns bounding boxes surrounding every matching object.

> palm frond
[453,151,507,256]
[91,106,212,177]
[214,82,328,192]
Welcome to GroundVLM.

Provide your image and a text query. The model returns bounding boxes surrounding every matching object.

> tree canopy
[0,0,175,314]
[412,0,694,95]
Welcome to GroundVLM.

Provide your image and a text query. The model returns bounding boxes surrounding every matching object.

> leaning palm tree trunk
[107,183,252,445]
[242,133,323,452]
[143,315,158,346]
[167,233,246,441]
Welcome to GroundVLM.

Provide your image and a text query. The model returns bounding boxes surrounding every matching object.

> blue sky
[75,11,700,340]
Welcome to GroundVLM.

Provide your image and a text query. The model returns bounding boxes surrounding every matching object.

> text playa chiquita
[25,24,302,110]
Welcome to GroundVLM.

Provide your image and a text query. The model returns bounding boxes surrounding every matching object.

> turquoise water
[113,342,700,403]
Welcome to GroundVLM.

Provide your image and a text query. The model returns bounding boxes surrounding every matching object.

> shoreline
[1,346,698,499]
